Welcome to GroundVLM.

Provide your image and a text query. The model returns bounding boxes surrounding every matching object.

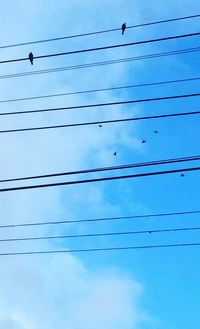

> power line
[1,31,200,65]
[1,13,200,49]
[1,92,200,117]
[0,46,199,80]
[1,210,199,229]
[0,110,199,134]
[0,243,199,257]
[1,76,200,104]
[0,155,199,183]
[0,166,199,193]
[0,227,199,243]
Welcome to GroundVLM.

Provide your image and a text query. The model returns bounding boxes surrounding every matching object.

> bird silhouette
[142,140,146,144]
[29,52,34,65]
[113,152,117,156]
[121,23,126,35]
[153,130,158,134]
[180,174,185,177]
[98,124,102,127]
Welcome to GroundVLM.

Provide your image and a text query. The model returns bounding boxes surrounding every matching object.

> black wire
[0,243,199,257]
[1,92,200,117]
[1,13,200,49]
[1,31,200,65]
[0,110,199,134]
[0,46,199,80]
[0,166,199,193]
[1,210,199,229]
[1,76,200,104]
[0,227,199,243]
[0,155,199,183]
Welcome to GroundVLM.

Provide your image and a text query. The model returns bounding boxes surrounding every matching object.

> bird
[98,124,102,127]
[153,130,158,134]
[180,174,185,177]
[113,152,117,156]
[121,23,126,35]
[142,139,146,144]
[28,52,34,65]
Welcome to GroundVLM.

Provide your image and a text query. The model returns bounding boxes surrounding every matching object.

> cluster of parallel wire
[0,13,200,256]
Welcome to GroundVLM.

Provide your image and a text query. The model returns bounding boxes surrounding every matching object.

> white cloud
[0,254,150,329]
[0,1,152,328]
[2,0,198,328]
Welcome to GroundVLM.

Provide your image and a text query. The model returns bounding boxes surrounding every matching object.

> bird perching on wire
[121,23,126,35]
[28,52,34,65]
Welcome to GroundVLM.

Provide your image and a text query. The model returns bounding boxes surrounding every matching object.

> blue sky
[0,1,199,328]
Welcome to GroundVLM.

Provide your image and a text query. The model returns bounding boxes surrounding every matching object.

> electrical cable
[0,155,199,183]
[1,31,200,65]
[1,76,200,104]
[0,226,199,243]
[0,210,199,229]
[0,46,199,80]
[1,13,200,49]
[0,242,199,257]
[0,92,200,117]
[0,166,199,193]
[0,110,199,134]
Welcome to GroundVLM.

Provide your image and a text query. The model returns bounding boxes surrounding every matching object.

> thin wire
[0,46,199,80]
[0,92,200,117]
[0,243,199,257]
[0,155,199,183]
[0,227,199,243]
[1,31,200,65]
[1,210,200,229]
[1,76,200,104]
[0,110,199,134]
[0,166,199,193]
[1,13,200,49]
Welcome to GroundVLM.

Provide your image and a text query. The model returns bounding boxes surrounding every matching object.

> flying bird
[142,139,146,144]
[153,130,158,134]
[121,23,126,35]
[28,52,34,65]
[113,152,117,156]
